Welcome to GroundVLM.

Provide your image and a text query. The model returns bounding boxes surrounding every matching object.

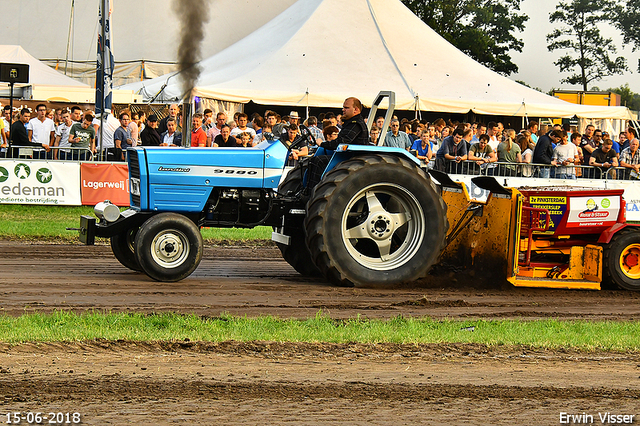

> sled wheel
[135,213,203,282]
[305,154,447,287]
[604,229,640,290]
[110,227,142,271]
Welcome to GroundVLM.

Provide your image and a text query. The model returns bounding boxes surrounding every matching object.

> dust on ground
[0,242,638,424]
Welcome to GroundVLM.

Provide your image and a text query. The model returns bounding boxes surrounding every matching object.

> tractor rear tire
[274,164,322,277]
[603,229,640,291]
[305,154,447,287]
[135,213,203,282]
[110,227,142,272]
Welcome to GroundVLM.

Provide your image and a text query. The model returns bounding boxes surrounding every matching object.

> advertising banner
[453,175,640,222]
[0,160,81,205]
[80,162,130,206]
[566,196,620,228]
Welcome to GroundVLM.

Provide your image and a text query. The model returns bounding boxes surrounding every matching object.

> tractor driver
[305,97,369,190]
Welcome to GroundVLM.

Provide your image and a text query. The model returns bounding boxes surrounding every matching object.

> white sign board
[0,160,81,205]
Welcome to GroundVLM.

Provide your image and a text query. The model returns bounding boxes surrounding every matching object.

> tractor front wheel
[135,213,203,282]
[110,227,142,271]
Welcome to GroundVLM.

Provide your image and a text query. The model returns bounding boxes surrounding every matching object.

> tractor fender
[324,145,421,176]
[598,223,640,244]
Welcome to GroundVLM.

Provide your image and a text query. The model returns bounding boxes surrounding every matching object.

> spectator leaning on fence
[533,129,562,178]
[620,138,640,179]
[590,138,618,178]
[68,113,96,161]
[468,133,496,175]
[435,127,468,173]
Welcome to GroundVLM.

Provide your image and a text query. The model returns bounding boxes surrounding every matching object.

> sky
[511,0,639,94]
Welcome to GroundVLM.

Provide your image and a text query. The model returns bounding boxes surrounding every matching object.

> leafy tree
[515,80,547,94]
[401,0,528,75]
[611,0,640,71]
[546,0,627,91]
[607,84,640,110]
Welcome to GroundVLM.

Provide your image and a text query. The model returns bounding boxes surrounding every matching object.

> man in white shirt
[230,113,256,139]
[93,112,120,161]
[1,106,10,157]
[27,104,55,159]
[486,121,500,151]
[160,117,182,146]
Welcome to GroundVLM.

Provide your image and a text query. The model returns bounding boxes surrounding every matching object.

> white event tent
[0,45,140,104]
[121,0,632,120]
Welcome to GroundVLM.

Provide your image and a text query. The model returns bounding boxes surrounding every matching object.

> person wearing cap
[140,114,162,146]
[273,111,299,138]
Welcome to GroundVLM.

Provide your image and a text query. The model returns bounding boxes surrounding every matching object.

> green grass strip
[0,311,638,351]
[0,205,271,242]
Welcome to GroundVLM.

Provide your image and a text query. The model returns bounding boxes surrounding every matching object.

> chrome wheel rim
[150,229,189,269]
[340,183,425,271]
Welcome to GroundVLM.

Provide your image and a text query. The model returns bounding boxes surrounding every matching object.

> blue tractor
[78,92,448,286]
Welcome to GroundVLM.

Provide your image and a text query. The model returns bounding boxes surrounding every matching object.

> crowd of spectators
[1,102,638,180]
[375,115,638,180]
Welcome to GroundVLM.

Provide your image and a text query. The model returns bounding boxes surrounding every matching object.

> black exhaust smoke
[173,0,210,147]
[173,0,211,100]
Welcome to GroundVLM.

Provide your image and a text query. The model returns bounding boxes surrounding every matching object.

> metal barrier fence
[427,159,638,181]
[3,146,106,162]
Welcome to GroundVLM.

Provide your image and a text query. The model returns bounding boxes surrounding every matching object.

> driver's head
[342,97,362,121]
[287,122,298,140]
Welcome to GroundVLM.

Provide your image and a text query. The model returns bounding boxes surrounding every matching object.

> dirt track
[0,242,639,424]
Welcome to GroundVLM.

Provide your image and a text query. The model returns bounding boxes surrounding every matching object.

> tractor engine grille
[129,153,141,208]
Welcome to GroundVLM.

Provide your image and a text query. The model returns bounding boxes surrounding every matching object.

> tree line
[401,0,640,106]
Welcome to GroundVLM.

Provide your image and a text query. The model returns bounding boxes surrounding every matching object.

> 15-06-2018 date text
[4,412,81,424]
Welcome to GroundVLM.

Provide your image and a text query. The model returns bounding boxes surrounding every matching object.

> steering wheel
[294,124,316,149]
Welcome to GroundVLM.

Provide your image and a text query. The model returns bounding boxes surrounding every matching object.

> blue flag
[96,0,114,116]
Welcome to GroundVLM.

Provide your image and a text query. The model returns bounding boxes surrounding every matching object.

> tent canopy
[0,45,88,89]
[121,0,631,120]
[0,45,142,104]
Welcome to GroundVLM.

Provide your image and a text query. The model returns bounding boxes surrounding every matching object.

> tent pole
[7,82,13,158]
[64,0,75,75]
[305,89,309,120]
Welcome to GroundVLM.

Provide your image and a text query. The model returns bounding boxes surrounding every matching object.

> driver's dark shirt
[320,113,368,150]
